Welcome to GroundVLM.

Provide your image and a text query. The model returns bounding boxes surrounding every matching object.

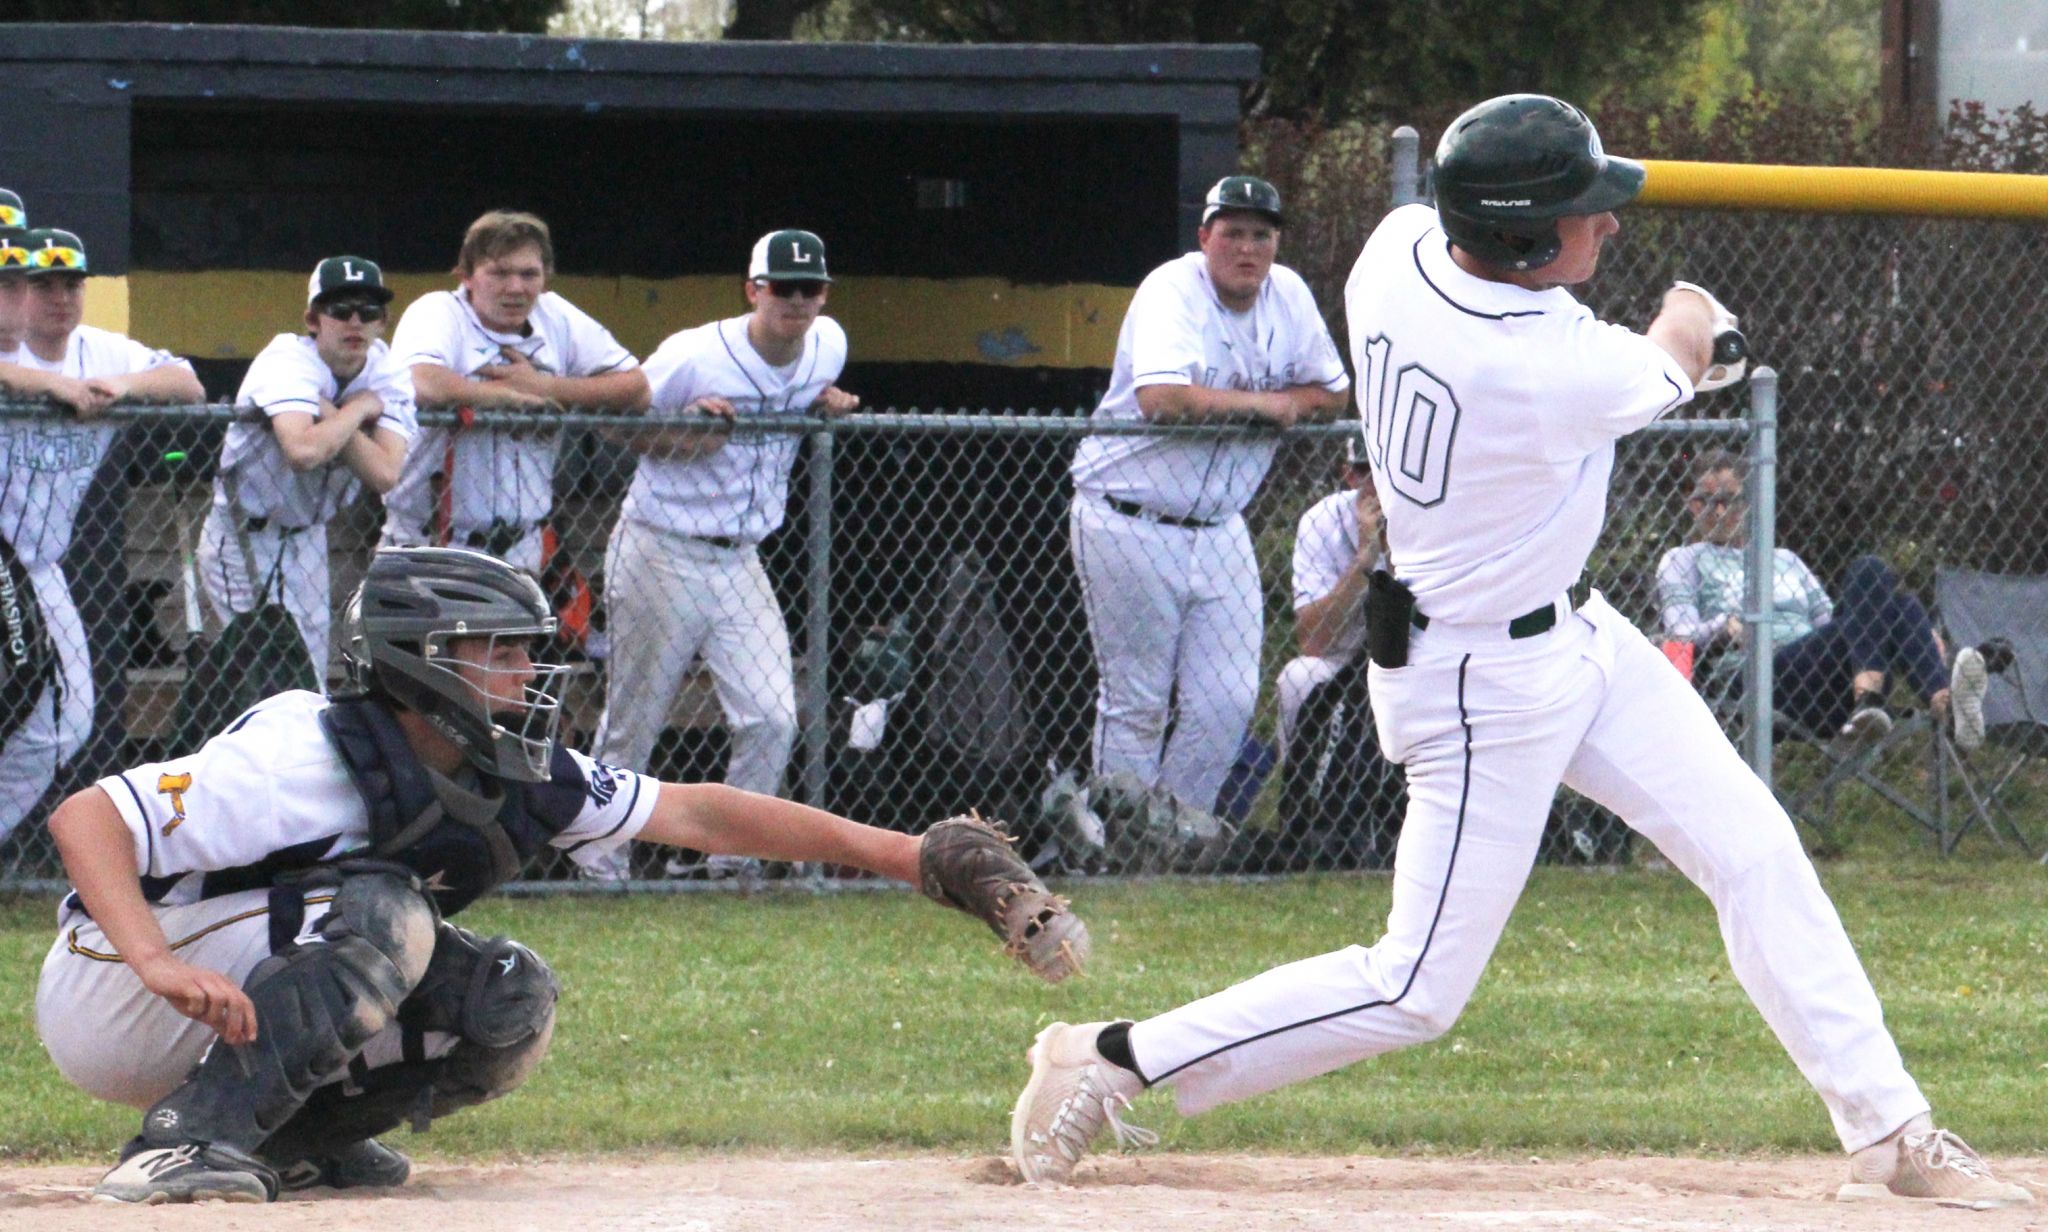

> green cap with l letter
[307,255,395,306]
[1201,175,1284,227]
[748,229,831,283]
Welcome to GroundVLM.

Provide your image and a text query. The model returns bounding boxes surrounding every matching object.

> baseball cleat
[92,1142,279,1204]
[1950,647,1989,753]
[1839,1126,2034,1209]
[275,1138,412,1192]
[1010,1020,1156,1185]
[1838,700,1893,746]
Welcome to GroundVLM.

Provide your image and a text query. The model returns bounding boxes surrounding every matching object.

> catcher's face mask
[431,631,571,781]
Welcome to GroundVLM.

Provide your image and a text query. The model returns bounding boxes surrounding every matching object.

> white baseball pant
[0,560,94,841]
[594,517,796,795]
[1071,493,1260,813]
[1126,592,1929,1153]
[37,888,453,1109]
[197,510,332,677]
[1274,653,1347,761]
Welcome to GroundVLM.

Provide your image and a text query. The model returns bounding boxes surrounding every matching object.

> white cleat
[1950,647,1989,753]
[1009,1021,1157,1186]
[92,1144,277,1205]
[1839,1125,2034,1210]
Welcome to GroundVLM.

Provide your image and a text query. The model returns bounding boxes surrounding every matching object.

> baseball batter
[594,229,857,822]
[0,228,204,842]
[198,256,415,676]
[40,546,1086,1204]
[1011,95,2028,1210]
[1070,176,1350,814]
[382,210,648,573]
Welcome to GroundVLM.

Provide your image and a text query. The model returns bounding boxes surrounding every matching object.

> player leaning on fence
[0,226,204,846]
[198,256,417,678]
[1069,175,1350,817]
[587,229,859,881]
[380,210,649,572]
[1010,94,2032,1211]
[38,545,1088,1204]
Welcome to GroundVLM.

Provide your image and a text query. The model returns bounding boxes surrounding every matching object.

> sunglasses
[0,206,22,228]
[0,244,26,269]
[318,300,388,323]
[1689,493,1744,509]
[29,245,84,271]
[758,279,827,299]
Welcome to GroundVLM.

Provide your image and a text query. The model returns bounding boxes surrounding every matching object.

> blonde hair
[454,210,554,276]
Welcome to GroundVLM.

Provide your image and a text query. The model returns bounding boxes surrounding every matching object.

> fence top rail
[0,400,1757,440]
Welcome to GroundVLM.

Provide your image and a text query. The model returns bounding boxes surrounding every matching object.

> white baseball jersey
[383,289,636,542]
[621,314,847,544]
[89,690,658,910]
[0,325,192,565]
[1070,252,1348,522]
[1292,488,1371,662]
[1345,204,1692,623]
[214,333,418,526]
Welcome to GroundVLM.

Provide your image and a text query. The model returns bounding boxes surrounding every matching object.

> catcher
[35,546,1085,1205]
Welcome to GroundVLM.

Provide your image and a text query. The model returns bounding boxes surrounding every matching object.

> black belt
[461,521,542,553]
[1412,578,1591,640]
[1102,496,1223,530]
[242,516,311,535]
[693,535,745,550]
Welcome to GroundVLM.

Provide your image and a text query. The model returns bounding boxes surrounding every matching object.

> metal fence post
[1390,126,1422,207]
[801,424,834,819]
[1742,368,1779,786]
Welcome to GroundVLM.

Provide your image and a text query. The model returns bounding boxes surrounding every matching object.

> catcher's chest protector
[320,698,587,914]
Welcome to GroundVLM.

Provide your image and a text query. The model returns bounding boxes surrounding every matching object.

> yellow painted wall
[115,271,1134,368]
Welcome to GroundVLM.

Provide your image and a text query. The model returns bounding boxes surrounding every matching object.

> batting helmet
[337,547,567,782]
[1432,94,1644,272]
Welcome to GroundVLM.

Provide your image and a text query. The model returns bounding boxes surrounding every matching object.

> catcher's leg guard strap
[141,872,437,1153]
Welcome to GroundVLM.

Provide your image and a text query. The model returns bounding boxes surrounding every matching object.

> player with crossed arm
[1010,95,2028,1210]
[382,210,649,572]
[199,256,415,676]
[1274,433,1382,761]
[39,546,1086,1204]
[1069,176,1350,815]
[590,229,856,879]
[0,227,204,844]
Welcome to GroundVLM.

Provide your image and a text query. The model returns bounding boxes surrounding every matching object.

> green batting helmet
[1432,94,1644,272]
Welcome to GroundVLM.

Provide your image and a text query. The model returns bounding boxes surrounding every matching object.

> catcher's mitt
[919,815,1089,983]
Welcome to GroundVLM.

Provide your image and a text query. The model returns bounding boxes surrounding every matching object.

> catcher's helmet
[338,547,567,782]
[1432,94,1644,272]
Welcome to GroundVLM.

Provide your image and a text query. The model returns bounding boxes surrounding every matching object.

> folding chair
[1935,567,2048,855]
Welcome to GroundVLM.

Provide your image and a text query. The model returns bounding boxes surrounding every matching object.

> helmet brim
[1561,155,1645,216]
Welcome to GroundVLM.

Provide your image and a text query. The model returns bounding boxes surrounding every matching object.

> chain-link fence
[0,386,1790,889]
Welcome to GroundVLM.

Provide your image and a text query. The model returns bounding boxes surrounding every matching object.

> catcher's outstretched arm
[638,782,920,883]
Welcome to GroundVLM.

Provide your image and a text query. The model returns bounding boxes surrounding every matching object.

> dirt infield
[5,1152,2046,1230]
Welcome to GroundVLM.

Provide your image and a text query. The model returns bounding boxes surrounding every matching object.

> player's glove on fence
[919,815,1090,983]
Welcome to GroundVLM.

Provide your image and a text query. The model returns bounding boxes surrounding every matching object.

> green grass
[5,854,2045,1165]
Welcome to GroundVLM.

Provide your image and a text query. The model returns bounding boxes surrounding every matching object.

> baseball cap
[0,227,29,275]
[22,228,86,276]
[0,190,25,230]
[1201,175,1284,227]
[749,229,831,283]
[307,255,395,306]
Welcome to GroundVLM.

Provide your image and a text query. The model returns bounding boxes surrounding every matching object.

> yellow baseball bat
[1637,159,2048,221]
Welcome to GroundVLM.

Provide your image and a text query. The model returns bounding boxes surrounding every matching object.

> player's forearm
[600,421,727,459]
[1135,383,1294,426]
[1647,292,1714,386]
[117,363,205,404]
[0,362,65,399]
[49,788,175,967]
[1296,565,1372,658]
[541,369,651,412]
[641,782,920,882]
[278,403,369,471]
[336,426,406,493]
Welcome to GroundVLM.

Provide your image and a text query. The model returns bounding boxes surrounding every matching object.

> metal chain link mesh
[3,207,2044,888]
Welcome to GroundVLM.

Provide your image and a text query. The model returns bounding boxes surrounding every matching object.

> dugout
[0,25,1258,816]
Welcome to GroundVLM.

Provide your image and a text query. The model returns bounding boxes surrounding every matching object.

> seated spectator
[1657,449,1989,750]
[0,227,204,841]
[199,256,416,676]
[1276,434,1381,760]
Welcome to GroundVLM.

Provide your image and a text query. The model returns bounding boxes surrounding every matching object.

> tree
[3,0,567,30]
[780,0,1712,121]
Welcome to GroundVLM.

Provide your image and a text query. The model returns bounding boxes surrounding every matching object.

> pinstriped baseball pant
[1127,592,1930,1154]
